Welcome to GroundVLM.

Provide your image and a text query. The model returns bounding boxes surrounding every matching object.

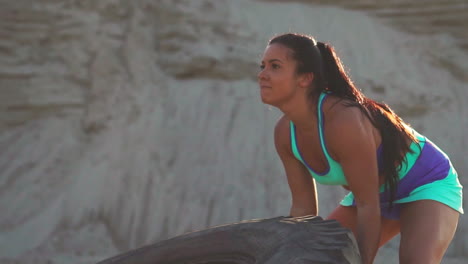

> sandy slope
[0,0,466,263]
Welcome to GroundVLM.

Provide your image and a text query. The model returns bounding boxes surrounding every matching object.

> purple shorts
[340,139,463,220]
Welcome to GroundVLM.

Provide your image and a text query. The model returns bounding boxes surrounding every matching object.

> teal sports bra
[289,92,426,186]
[289,92,347,185]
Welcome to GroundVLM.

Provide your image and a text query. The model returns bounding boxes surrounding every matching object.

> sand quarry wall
[0,0,467,263]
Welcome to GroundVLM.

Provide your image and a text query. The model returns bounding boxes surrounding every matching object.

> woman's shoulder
[274,115,292,153]
[322,94,382,154]
[322,94,364,124]
[274,115,291,139]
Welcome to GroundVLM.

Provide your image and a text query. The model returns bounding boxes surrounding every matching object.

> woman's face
[258,43,303,107]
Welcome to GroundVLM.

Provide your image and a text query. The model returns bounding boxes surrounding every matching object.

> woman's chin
[260,94,270,104]
[260,90,272,104]
[260,96,277,107]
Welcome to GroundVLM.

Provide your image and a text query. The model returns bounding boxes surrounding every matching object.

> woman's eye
[259,65,265,70]
[272,64,280,69]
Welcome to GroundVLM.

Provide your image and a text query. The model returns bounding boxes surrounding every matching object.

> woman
[257,33,463,264]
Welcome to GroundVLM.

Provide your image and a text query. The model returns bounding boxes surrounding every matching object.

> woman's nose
[257,68,267,80]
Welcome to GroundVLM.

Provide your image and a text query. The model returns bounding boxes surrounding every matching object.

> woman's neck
[279,94,318,134]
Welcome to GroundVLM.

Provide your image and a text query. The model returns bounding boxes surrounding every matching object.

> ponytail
[315,42,363,103]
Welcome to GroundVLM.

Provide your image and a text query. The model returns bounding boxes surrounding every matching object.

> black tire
[96,215,361,264]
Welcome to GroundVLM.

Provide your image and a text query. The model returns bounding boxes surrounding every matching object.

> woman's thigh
[327,205,400,247]
[399,200,460,264]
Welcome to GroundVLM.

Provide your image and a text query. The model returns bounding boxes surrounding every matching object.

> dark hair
[269,33,418,207]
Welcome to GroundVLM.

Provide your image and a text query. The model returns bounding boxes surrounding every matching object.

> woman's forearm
[356,205,381,264]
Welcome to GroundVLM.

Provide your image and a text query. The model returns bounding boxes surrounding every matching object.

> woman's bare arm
[327,105,381,264]
[274,115,318,217]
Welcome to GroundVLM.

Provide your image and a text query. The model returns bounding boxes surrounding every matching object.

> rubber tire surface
[96,215,361,264]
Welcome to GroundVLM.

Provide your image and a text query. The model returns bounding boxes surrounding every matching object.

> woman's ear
[298,72,314,88]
